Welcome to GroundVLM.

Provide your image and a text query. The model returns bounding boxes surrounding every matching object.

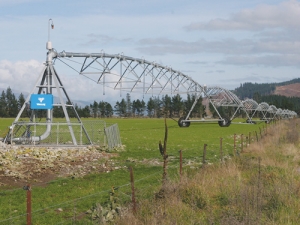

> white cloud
[0,60,43,91]
[219,54,300,67]
[0,59,122,105]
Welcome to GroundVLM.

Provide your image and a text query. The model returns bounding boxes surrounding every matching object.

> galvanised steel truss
[56,52,245,126]
[181,86,252,127]
[56,51,203,96]
[54,52,251,127]
[240,100,297,123]
[54,51,297,127]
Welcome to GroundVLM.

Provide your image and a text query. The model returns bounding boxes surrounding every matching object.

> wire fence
[6,120,122,149]
[0,121,274,224]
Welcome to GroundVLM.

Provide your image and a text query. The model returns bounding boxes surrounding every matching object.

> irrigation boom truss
[55,51,297,127]
[54,51,246,127]
[56,51,204,95]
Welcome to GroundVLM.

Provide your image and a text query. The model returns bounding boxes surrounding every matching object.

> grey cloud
[205,70,225,74]
[137,36,300,56]
[81,33,133,47]
[184,0,300,31]
[136,38,257,55]
[218,54,300,67]
[220,75,268,83]
[186,60,208,65]
[219,74,291,85]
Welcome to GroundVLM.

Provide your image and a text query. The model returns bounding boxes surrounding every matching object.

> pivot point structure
[5,20,91,145]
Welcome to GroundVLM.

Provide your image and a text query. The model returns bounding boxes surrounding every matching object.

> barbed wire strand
[0,169,163,223]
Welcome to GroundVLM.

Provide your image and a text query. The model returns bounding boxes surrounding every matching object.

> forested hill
[233,78,300,99]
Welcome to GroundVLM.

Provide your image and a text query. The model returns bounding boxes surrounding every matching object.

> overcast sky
[1,0,300,103]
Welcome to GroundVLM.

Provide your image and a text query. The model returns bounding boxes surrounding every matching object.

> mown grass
[0,117,274,224]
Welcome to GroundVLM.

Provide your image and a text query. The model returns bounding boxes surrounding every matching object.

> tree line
[1,85,299,119]
[233,82,276,99]
[113,93,205,118]
[254,93,300,115]
[0,87,206,119]
[0,87,26,118]
[233,78,300,99]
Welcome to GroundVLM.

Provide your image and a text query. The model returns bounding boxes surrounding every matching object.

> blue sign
[30,94,53,109]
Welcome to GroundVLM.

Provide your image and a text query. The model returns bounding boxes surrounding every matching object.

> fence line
[0,168,164,224]
[0,120,276,224]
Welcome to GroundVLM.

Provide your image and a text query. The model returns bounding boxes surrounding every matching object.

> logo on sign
[37,98,45,106]
[30,94,53,109]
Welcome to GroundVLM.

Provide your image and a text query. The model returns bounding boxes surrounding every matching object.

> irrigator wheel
[246,119,256,124]
[178,117,191,127]
[218,117,231,127]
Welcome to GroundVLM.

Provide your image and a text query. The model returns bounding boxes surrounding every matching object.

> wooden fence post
[129,166,136,214]
[233,134,236,157]
[179,150,182,181]
[23,184,31,225]
[220,138,223,163]
[255,131,258,142]
[241,134,244,153]
[249,132,251,145]
[259,127,262,139]
[203,144,207,165]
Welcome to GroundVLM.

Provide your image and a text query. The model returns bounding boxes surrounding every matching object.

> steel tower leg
[7,61,92,145]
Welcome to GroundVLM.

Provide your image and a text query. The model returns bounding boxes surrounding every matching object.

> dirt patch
[0,142,121,188]
[274,83,300,97]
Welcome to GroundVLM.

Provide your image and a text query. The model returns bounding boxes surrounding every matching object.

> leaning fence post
[129,166,136,214]
[259,127,262,139]
[241,134,244,153]
[220,138,223,163]
[179,150,182,181]
[23,184,31,225]
[249,132,251,145]
[203,144,207,166]
[56,123,59,145]
[233,134,236,157]
[255,131,258,142]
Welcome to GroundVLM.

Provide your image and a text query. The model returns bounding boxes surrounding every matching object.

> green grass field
[0,118,12,138]
[0,117,268,224]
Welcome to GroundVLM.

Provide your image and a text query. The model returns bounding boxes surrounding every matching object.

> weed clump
[285,121,299,144]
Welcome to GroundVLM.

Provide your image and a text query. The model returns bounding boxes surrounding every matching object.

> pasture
[0,117,267,224]
[0,117,266,161]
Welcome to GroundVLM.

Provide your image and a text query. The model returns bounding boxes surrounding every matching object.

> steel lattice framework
[56,51,204,96]
[54,50,297,127]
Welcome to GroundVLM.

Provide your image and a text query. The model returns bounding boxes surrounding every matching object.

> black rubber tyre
[218,117,231,127]
[246,119,256,124]
[178,117,191,127]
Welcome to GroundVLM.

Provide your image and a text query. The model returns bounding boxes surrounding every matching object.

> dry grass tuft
[115,119,300,225]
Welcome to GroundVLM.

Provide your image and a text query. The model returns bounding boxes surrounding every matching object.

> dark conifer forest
[1,79,300,118]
